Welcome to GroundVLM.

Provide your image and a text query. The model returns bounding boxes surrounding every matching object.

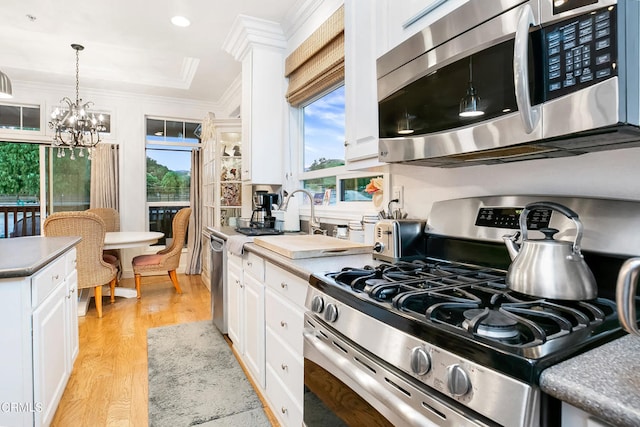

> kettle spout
[502,232,521,260]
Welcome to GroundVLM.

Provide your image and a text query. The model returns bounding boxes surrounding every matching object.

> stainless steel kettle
[616,258,640,336]
[502,201,597,300]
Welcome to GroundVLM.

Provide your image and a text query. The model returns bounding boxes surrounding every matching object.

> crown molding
[223,14,286,61]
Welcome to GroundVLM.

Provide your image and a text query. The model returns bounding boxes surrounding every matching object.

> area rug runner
[147,320,270,426]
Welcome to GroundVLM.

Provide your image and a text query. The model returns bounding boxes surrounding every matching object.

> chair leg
[134,274,142,299]
[110,278,116,303]
[95,286,103,318]
[168,270,183,294]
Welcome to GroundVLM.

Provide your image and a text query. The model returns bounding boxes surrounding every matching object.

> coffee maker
[251,191,279,229]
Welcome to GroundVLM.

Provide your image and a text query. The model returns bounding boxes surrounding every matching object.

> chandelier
[48,44,105,160]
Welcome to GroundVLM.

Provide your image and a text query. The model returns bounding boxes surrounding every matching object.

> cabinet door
[243,272,265,388]
[32,281,68,427]
[345,0,382,166]
[227,261,244,353]
[65,270,79,372]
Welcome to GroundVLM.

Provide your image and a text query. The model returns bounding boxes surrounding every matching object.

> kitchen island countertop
[0,236,81,278]
[540,334,640,426]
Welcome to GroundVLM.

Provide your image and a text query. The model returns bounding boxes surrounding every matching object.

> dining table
[79,231,165,314]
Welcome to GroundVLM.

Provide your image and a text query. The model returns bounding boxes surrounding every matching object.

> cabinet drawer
[265,290,304,355]
[266,365,303,427]
[266,327,303,400]
[32,256,66,308]
[243,252,264,281]
[265,263,308,306]
[228,252,243,269]
[65,249,77,276]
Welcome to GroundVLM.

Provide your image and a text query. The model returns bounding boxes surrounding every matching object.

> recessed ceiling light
[171,16,191,27]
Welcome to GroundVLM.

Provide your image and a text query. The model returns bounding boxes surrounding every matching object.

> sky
[303,85,346,170]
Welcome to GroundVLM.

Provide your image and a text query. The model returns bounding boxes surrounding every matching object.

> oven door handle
[303,330,440,427]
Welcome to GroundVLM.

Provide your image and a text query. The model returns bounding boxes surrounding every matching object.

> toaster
[372,219,426,262]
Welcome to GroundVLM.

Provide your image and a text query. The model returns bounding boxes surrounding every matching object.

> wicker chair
[43,211,118,318]
[132,207,192,299]
[86,208,121,265]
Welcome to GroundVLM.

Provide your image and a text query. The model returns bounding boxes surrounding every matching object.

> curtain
[185,148,202,274]
[90,144,119,209]
[285,5,344,106]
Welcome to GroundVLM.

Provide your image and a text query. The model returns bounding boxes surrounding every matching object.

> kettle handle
[520,201,583,253]
[616,257,640,336]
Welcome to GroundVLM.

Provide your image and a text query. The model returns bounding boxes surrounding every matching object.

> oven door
[302,314,492,427]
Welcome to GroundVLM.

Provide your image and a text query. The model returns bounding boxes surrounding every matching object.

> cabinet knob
[281,407,288,414]
[247,261,252,266]
[281,363,288,371]
[53,274,59,280]
[280,320,287,328]
[280,282,288,289]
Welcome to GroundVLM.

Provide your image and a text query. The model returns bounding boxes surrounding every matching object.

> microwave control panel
[475,207,552,230]
[543,5,617,100]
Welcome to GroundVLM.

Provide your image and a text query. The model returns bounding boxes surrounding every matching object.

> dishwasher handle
[210,236,224,252]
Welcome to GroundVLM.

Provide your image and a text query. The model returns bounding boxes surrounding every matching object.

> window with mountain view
[145,117,200,244]
[301,85,345,205]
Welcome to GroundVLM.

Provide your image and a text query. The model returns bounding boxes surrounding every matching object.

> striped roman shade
[285,5,344,106]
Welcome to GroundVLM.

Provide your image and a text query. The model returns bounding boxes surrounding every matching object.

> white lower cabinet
[226,252,309,427]
[243,272,265,387]
[264,261,307,427]
[0,247,78,427]
[227,254,244,352]
[226,251,266,388]
[32,281,68,426]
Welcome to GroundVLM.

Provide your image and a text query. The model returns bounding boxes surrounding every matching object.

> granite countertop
[540,334,640,426]
[206,226,377,281]
[0,236,81,278]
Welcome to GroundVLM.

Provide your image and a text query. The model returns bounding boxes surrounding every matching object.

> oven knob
[447,364,471,396]
[324,303,339,322]
[410,347,431,376]
[311,295,325,313]
[373,242,384,253]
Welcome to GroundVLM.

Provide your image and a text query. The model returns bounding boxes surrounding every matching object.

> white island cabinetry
[0,240,78,427]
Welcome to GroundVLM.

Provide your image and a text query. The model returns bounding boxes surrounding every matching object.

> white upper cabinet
[344,0,385,168]
[224,15,286,185]
[377,0,469,58]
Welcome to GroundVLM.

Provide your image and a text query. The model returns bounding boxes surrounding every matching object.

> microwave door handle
[514,4,540,134]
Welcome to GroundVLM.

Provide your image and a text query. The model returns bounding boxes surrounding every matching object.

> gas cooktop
[320,259,619,360]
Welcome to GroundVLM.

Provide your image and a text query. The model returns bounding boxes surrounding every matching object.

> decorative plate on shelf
[221,183,241,206]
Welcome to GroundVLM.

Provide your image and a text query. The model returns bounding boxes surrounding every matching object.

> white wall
[5,80,224,230]
[392,147,640,220]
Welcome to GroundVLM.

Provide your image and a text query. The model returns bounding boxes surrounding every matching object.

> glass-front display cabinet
[202,118,243,228]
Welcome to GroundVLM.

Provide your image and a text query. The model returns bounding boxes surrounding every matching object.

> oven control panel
[475,207,551,230]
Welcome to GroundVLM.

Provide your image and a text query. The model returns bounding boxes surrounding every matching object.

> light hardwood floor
[51,274,276,426]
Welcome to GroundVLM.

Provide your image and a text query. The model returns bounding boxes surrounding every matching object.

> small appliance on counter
[372,219,426,262]
[235,190,284,236]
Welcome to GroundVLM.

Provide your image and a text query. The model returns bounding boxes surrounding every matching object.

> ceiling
[0,0,301,103]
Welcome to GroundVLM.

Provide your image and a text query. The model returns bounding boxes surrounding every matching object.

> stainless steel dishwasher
[210,234,227,333]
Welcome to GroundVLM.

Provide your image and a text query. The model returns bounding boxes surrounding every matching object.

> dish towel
[227,235,254,256]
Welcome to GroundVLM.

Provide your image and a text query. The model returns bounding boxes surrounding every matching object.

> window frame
[294,84,386,221]
[144,115,200,238]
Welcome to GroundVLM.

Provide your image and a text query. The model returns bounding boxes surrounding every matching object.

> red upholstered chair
[44,211,118,318]
[131,207,191,299]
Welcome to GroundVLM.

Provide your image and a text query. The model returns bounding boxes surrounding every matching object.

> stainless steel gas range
[302,195,640,427]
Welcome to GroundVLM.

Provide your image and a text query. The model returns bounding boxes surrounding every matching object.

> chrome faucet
[281,189,324,235]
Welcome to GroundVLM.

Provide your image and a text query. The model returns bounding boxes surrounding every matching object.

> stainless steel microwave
[377,0,640,167]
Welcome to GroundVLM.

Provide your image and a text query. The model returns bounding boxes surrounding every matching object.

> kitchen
[2,0,640,426]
